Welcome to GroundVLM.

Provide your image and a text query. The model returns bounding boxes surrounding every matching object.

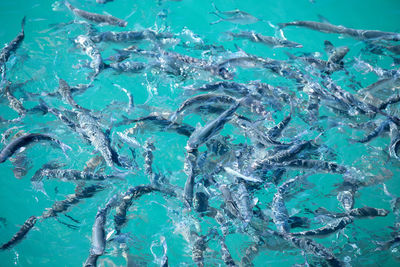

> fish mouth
[13,167,27,179]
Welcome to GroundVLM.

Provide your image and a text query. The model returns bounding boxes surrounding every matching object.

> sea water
[0,0,400,266]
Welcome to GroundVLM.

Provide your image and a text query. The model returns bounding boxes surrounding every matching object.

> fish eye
[218,67,234,80]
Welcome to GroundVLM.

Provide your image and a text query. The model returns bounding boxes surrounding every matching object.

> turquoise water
[0,0,400,266]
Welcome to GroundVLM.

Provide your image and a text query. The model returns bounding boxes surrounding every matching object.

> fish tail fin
[37,98,50,114]
[284,51,297,60]
[169,111,178,123]
[64,1,73,11]
[317,14,330,24]
[277,23,287,29]
[150,173,177,197]
[21,16,26,31]
[382,183,394,198]
[212,2,221,13]
[210,19,223,25]
[210,11,224,19]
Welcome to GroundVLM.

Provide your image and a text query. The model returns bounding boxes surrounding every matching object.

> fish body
[38,169,110,181]
[109,60,146,72]
[75,35,104,78]
[211,4,259,25]
[279,20,400,41]
[292,217,353,237]
[0,216,36,250]
[389,122,400,159]
[0,133,68,163]
[114,185,160,233]
[228,31,302,48]
[3,83,26,116]
[172,94,237,121]
[183,149,198,208]
[120,114,195,137]
[90,30,172,43]
[281,233,342,266]
[0,17,26,70]
[77,112,120,167]
[65,1,127,27]
[58,78,89,111]
[272,193,290,233]
[236,183,253,224]
[186,101,240,151]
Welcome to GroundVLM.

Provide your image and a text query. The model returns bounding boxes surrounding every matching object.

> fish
[65,1,127,27]
[76,111,121,167]
[220,237,236,266]
[183,149,198,208]
[42,184,105,219]
[253,140,313,169]
[279,20,400,41]
[350,119,390,143]
[210,3,259,25]
[280,233,343,266]
[0,133,70,163]
[325,41,349,66]
[171,94,237,121]
[58,78,89,111]
[234,116,293,147]
[0,216,37,250]
[193,192,209,213]
[227,31,303,48]
[191,233,207,267]
[186,100,241,152]
[291,216,353,237]
[74,35,105,78]
[389,122,400,159]
[84,155,106,172]
[114,185,163,233]
[236,182,253,224]
[108,60,146,73]
[315,206,389,218]
[36,168,112,181]
[90,30,173,43]
[96,0,114,3]
[118,113,195,137]
[219,184,240,219]
[160,236,169,267]
[378,94,400,110]
[84,196,120,267]
[3,81,27,117]
[0,16,26,71]
[183,81,251,98]
[272,191,290,233]
[143,139,155,176]
[337,190,354,211]
[266,108,293,140]
[284,159,347,173]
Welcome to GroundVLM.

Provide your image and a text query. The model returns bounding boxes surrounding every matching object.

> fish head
[217,67,234,80]
[193,192,209,213]
[119,20,128,27]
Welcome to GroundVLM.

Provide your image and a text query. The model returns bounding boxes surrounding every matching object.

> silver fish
[210,3,259,25]
[65,1,127,27]
[0,17,26,70]
[186,101,241,151]
[75,35,104,78]
[228,31,302,48]
[279,20,400,41]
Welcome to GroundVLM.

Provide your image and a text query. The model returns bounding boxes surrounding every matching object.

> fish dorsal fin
[324,40,335,55]
[234,44,248,56]
[317,14,331,24]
